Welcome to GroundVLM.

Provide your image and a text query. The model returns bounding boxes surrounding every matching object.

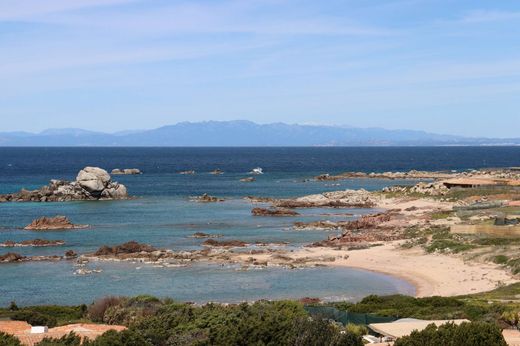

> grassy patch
[492,255,510,265]
[430,211,454,220]
[425,239,476,254]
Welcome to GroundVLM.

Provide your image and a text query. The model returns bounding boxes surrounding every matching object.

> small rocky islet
[0,166,129,203]
[24,216,88,230]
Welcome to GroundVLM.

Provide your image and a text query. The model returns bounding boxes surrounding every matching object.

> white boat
[250,167,264,175]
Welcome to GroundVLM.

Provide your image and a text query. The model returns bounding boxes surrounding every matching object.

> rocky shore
[24,216,88,230]
[0,167,128,202]
[273,189,378,208]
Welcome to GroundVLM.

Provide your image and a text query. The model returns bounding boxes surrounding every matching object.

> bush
[87,297,124,323]
[0,332,21,346]
[35,332,81,346]
[11,311,57,328]
[290,317,363,346]
[394,322,507,346]
[83,330,152,346]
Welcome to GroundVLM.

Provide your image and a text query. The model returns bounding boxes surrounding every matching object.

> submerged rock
[201,239,248,247]
[24,216,88,230]
[251,207,300,216]
[240,177,256,182]
[190,232,223,238]
[0,167,129,202]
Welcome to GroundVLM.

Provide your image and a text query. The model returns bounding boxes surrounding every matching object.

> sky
[1,0,519,137]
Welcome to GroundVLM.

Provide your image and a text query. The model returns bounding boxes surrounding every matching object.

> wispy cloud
[459,9,520,23]
[0,0,136,20]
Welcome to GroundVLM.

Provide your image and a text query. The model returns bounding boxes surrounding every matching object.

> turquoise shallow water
[5,146,518,306]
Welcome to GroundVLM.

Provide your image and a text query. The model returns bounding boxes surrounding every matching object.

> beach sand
[295,242,518,297]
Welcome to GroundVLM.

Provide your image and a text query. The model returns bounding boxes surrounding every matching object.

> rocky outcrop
[251,208,300,216]
[191,193,225,203]
[64,250,78,259]
[315,170,454,181]
[94,241,156,256]
[244,196,277,203]
[0,167,128,202]
[274,189,377,208]
[210,169,224,175]
[111,168,142,175]
[24,216,88,230]
[0,252,72,263]
[0,239,65,247]
[294,212,393,231]
[382,181,449,196]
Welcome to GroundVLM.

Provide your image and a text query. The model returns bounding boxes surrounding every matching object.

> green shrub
[0,332,21,346]
[35,332,81,346]
[425,239,475,254]
[394,322,507,346]
[83,330,151,346]
[11,311,57,328]
[492,255,509,265]
[290,318,363,346]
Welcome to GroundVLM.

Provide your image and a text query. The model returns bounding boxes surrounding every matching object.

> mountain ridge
[0,120,518,146]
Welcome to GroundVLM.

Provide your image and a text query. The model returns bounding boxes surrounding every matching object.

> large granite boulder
[77,167,111,194]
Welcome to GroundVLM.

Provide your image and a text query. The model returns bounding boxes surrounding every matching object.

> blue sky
[1,0,519,137]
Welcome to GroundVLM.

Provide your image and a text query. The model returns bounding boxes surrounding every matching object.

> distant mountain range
[0,121,519,146]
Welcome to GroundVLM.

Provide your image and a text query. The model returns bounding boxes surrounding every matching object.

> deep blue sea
[1,147,519,306]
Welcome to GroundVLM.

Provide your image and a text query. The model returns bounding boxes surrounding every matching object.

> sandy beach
[297,243,518,297]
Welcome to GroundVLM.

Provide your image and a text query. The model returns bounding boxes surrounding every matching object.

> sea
[1,146,519,306]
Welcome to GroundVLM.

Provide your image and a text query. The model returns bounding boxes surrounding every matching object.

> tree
[11,311,57,328]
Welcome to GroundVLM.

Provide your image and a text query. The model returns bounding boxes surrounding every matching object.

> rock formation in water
[191,193,225,203]
[201,239,248,247]
[251,207,300,216]
[94,241,157,256]
[111,168,142,175]
[0,239,65,247]
[0,252,26,263]
[190,232,223,238]
[273,189,377,208]
[240,177,256,182]
[0,167,128,202]
[24,216,88,230]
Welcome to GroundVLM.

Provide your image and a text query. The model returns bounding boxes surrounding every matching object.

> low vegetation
[5,283,520,345]
[394,322,507,346]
